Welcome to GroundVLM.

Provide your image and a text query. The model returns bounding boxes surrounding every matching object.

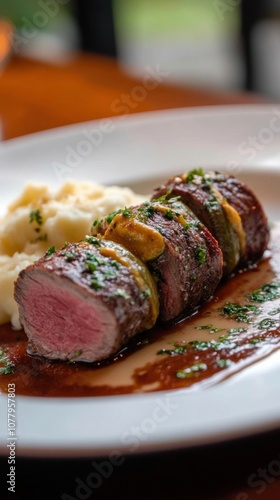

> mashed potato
[0,181,145,328]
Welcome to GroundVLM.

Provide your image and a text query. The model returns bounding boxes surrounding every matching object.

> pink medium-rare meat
[14,237,159,363]
[14,170,269,365]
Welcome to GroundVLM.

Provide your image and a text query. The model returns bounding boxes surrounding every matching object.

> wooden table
[0,53,267,141]
[0,53,279,500]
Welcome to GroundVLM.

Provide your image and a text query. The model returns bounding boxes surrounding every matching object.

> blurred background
[0,0,280,99]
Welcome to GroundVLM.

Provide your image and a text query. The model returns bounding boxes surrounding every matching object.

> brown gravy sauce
[1,226,280,398]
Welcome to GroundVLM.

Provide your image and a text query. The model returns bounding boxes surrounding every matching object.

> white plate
[0,104,280,457]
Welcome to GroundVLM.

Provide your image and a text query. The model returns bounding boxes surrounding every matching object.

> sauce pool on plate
[0,225,280,398]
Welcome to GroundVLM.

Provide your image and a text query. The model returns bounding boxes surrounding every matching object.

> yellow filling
[221,200,246,256]
[103,214,165,262]
[99,243,159,329]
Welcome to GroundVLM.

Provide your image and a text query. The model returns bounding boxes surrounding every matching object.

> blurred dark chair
[241,0,280,91]
[73,0,279,94]
[73,0,117,57]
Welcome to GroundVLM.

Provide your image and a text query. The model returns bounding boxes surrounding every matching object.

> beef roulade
[152,169,270,275]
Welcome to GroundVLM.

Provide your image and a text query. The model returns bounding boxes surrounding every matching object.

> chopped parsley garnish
[183,220,201,231]
[249,339,263,345]
[86,260,98,272]
[90,277,103,291]
[94,207,134,228]
[29,209,43,226]
[165,209,174,220]
[186,168,205,183]
[103,269,117,279]
[84,254,105,271]
[84,251,122,290]
[63,250,77,261]
[85,236,100,245]
[194,245,207,265]
[105,207,132,224]
[45,246,56,257]
[0,348,14,375]
[113,289,130,299]
[227,327,247,334]
[204,195,219,212]
[67,350,83,363]
[247,281,280,303]
[216,359,231,368]
[153,190,182,205]
[137,203,156,219]
[195,325,225,334]
[157,345,188,356]
[152,190,172,204]
[257,318,277,330]
[220,302,260,322]
[176,362,207,379]
[143,289,151,299]
[188,340,212,351]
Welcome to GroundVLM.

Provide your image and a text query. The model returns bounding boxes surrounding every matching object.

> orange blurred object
[0,19,13,69]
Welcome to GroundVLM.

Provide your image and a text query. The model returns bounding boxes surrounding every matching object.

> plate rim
[1,104,280,457]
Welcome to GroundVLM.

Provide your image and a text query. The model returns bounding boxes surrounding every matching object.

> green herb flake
[0,348,14,375]
[167,196,182,205]
[113,289,130,300]
[186,168,205,183]
[220,302,260,322]
[104,207,133,225]
[138,204,156,219]
[103,269,117,279]
[194,245,207,265]
[195,324,213,330]
[90,278,103,291]
[152,190,172,204]
[85,236,100,245]
[249,339,263,345]
[204,195,219,212]
[165,209,174,220]
[110,260,121,269]
[67,349,83,363]
[247,281,280,303]
[176,362,207,379]
[105,211,118,224]
[183,220,201,231]
[157,345,187,356]
[257,318,277,330]
[86,261,98,273]
[63,250,77,262]
[29,209,43,226]
[216,359,231,369]
[45,246,56,257]
[188,340,212,351]
[143,289,151,299]
[227,327,247,334]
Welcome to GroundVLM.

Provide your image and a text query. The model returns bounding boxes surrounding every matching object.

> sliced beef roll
[14,237,159,363]
[97,198,223,322]
[152,169,270,275]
